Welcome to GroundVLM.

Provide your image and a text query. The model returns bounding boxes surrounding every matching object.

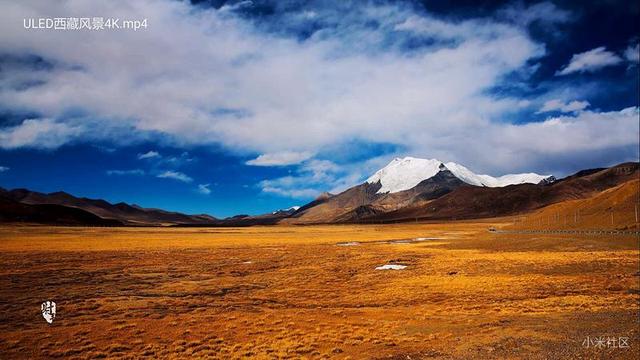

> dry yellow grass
[508,179,640,232]
[0,222,638,359]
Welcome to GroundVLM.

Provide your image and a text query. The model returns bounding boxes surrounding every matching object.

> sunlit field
[0,223,638,359]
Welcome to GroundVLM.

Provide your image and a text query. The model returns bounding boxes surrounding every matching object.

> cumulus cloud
[106,169,145,176]
[260,178,320,198]
[0,118,83,149]
[537,99,590,113]
[0,1,635,180]
[0,0,543,157]
[556,47,623,75]
[258,160,339,198]
[400,107,639,174]
[0,166,9,172]
[246,151,313,166]
[504,107,638,151]
[158,152,195,168]
[488,107,639,170]
[497,1,572,27]
[219,0,254,13]
[257,158,378,199]
[137,150,160,160]
[624,43,639,63]
[157,170,193,183]
[197,183,211,195]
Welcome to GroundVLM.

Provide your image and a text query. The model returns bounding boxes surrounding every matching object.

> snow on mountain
[366,158,444,194]
[271,206,300,215]
[442,162,550,188]
[366,157,550,194]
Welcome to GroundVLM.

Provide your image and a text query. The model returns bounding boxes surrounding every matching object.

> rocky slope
[287,162,638,224]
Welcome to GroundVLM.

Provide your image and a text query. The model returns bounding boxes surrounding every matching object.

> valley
[2,160,638,227]
[1,1,637,359]
[1,158,638,359]
[0,222,638,359]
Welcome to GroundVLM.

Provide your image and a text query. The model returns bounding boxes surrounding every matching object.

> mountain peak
[271,206,301,215]
[315,192,334,201]
[366,157,445,193]
[367,156,550,194]
[391,156,436,163]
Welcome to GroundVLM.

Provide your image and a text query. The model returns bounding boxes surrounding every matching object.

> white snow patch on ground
[387,237,442,244]
[375,264,407,270]
[337,242,360,246]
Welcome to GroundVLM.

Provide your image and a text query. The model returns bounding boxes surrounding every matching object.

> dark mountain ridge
[1,188,217,226]
[1,162,637,226]
[325,162,639,224]
[0,192,122,226]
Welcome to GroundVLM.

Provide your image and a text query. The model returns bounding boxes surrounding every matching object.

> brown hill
[507,179,639,231]
[287,162,638,224]
[286,169,465,224]
[181,207,302,227]
[284,182,382,223]
[0,194,122,226]
[2,188,217,226]
[1,162,636,227]
[370,162,638,223]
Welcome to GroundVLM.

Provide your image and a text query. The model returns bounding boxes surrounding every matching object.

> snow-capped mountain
[271,206,300,215]
[367,157,550,194]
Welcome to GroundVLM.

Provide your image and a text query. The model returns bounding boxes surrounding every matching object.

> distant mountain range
[0,188,216,226]
[1,158,637,226]
[366,157,551,193]
[286,159,637,224]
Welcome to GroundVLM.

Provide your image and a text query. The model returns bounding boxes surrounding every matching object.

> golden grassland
[0,222,638,359]
[508,179,640,232]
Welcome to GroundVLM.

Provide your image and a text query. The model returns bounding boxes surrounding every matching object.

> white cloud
[246,151,313,166]
[497,1,572,27]
[258,160,338,198]
[624,43,639,63]
[137,150,160,160]
[0,118,83,149]
[561,100,591,113]
[0,0,543,157]
[151,152,195,168]
[494,107,639,158]
[0,166,9,172]
[257,158,372,198]
[157,170,193,183]
[398,107,639,175]
[94,145,116,153]
[260,180,320,198]
[106,169,145,176]
[556,47,623,75]
[197,183,211,194]
[265,105,640,196]
[517,100,532,108]
[537,99,590,113]
[0,1,635,179]
[219,0,254,13]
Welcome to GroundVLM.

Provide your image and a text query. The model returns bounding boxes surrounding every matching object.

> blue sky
[0,0,638,217]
